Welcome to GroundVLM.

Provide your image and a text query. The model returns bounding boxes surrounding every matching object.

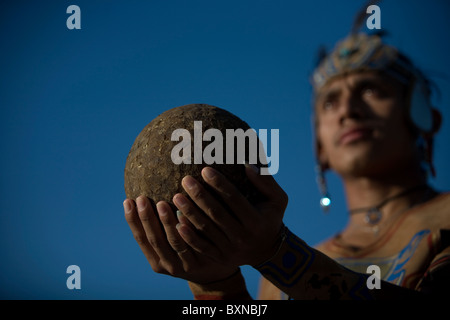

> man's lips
[338,127,374,145]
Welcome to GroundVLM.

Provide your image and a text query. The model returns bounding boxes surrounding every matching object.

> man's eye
[323,100,336,110]
[362,86,385,99]
[362,87,374,98]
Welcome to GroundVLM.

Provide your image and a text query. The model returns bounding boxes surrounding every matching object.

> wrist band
[254,227,316,288]
[253,224,288,269]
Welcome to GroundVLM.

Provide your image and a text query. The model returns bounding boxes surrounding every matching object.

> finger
[175,207,218,260]
[244,163,288,206]
[156,201,194,259]
[176,208,194,229]
[180,176,242,232]
[123,198,160,266]
[200,167,257,225]
[156,201,198,269]
[176,220,224,262]
[135,196,180,267]
[173,191,232,245]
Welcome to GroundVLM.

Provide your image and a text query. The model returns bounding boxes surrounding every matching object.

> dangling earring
[316,164,331,212]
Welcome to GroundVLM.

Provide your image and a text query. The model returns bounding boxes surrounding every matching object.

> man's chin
[330,152,381,178]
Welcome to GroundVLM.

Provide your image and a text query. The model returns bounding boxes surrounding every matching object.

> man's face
[315,71,417,178]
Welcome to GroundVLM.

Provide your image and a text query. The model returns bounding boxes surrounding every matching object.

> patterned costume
[258,193,450,299]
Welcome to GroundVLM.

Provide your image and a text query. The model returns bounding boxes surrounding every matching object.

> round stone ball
[124,103,265,210]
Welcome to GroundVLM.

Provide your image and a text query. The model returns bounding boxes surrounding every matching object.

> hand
[123,196,239,284]
[173,164,288,267]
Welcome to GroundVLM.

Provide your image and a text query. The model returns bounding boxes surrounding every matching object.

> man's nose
[339,91,367,124]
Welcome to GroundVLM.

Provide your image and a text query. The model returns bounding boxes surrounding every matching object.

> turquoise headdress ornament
[311,32,436,212]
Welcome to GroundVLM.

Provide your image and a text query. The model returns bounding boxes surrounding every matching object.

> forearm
[255,228,421,300]
[186,227,423,300]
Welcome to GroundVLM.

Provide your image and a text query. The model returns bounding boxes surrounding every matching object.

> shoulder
[313,192,450,258]
[406,192,450,229]
[426,191,450,209]
[416,191,450,212]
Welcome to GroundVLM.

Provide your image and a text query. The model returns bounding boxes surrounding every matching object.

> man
[123,31,450,299]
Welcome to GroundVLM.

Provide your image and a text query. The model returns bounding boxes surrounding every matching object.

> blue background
[1,0,449,299]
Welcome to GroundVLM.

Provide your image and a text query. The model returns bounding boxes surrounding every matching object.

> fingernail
[123,200,132,214]
[202,167,216,180]
[156,202,167,216]
[136,196,146,211]
[176,223,186,236]
[182,176,197,190]
[174,194,187,207]
[176,210,183,220]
